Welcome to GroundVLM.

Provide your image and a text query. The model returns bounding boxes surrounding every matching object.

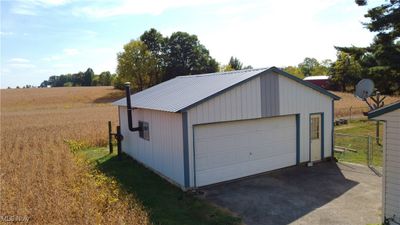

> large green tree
[83,68,94,86]
[116,40,159,91]
[98,71,113,86]
[298,57,320,76]
[283,66,305,79]
[336,0,400,94]
[163,32,218,80]
[228,56,243,70]
[330,51,362,91]
[139,28,165,83]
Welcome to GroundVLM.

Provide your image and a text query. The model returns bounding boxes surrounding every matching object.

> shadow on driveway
[202,161,381,225]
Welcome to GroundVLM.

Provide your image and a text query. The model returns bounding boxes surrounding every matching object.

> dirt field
[332,91,400,118]
[0,87,149,224]
[1,87,398,224]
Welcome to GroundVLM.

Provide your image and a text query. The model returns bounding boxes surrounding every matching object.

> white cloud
[63,48,79,56]
[9,63,36,69]
[11,0,71,15]
[0,32,15,37]
[33,0,71,6]
[74,0,227,18]
[6,58,35,69]
[9,58,31,63]
[1,68,11,75]
[196,0,374,67]
[42,48,80,61]
[53,63,73,68]
[42,55,62,61]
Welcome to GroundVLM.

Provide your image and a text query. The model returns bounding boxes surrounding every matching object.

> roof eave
[368,101,400,119]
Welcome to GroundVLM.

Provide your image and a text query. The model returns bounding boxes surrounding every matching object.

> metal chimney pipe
[124,82,141,132]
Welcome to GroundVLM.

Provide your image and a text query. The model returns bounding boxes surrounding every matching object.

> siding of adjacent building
[119,106,185,186]
[376,109,400,222]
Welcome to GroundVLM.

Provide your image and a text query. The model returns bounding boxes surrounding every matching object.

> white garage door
[194,115,296,187]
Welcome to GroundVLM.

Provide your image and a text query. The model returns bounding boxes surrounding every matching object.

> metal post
[117,126,122,161]
[367,135,371,167]
[349,106,352,122]
[376,121,380,145]
[108,121,113,153]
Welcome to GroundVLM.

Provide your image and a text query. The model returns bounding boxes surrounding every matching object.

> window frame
[311,117,320,140]
[139,121,150,141]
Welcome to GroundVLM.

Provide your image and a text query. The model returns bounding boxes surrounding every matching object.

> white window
[311,117,320,140]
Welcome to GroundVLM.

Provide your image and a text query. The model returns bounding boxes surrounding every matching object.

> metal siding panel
[120,108,185,187]
[382,110,400,221]
[275,74,280,115]
[191,76,262,125]
[260,72,280,117]
[321,112,325,159]
[331,100,334,157]
[182,112,190,188]
[260,75,267,116]
[296,114,300,164]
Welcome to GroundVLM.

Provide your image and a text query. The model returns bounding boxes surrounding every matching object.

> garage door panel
[197,152,296,187]
[194,115,296,187]
[197,149,251,171]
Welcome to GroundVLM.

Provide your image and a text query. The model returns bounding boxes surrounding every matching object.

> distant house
[303,75,332,90]
[114,67,340,190]
[368,101,400,225]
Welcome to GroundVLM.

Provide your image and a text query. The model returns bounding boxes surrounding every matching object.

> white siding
[278,74,333,162]
[189,76,262,125]
[187,77,261,186]
[375,109,400,223]
[119,106,185,186]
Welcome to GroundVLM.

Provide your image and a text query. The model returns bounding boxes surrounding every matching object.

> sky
[0,0,380,88]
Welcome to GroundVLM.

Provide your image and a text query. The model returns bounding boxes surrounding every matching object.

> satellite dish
[355,79,374,100]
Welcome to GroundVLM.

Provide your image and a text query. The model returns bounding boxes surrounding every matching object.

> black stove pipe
[124,82,141,132]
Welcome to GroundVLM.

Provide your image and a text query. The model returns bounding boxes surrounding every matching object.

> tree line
[332,0,399,94]
[283,0,399,94]
[40,68,116,87]
[39,0,398,95]
[114,29,252,91]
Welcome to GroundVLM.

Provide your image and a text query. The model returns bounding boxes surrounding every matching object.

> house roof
[303,75,330,81]
[113,67,340,112]
[368,101,400,119]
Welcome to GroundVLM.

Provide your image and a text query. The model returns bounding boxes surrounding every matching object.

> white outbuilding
[113,67,340,190]
[368,101,400,225]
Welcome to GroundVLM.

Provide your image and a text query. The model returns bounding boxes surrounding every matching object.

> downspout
[124,82,141,132]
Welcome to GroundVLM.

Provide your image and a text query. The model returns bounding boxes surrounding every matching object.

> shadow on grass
[92,90,125,104]
[89,150,241,225]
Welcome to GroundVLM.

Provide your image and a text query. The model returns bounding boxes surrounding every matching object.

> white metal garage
[113,67,340,190]
[194,115,296,186]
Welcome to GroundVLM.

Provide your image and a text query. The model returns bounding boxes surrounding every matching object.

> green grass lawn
[334,119,383,166]
[76,147,241,225]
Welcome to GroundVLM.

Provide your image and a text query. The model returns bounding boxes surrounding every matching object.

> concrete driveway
[202,161,381,225]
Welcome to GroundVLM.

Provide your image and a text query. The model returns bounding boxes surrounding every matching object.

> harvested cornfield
[332,91,400,118]
[0,87,149,224]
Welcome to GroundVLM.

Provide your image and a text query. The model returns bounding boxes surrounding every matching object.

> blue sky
[0,0,380,88]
